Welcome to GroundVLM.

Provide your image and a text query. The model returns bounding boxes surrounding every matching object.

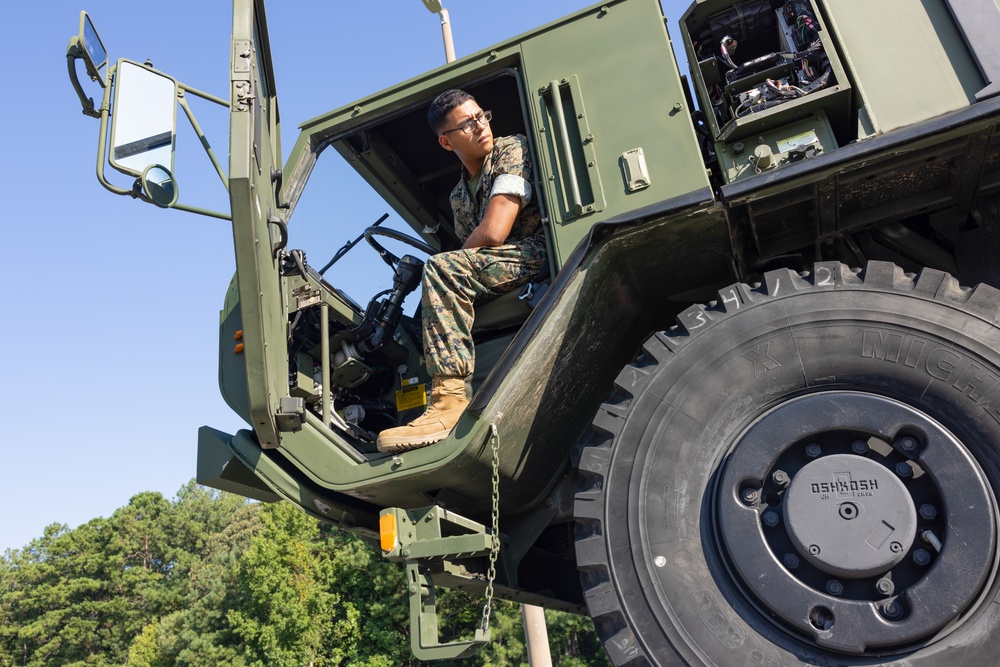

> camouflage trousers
[422,234,547,378]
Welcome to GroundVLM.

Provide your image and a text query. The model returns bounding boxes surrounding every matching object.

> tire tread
[573,260,1000,666]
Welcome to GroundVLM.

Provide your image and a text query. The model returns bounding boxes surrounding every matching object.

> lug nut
[826,580,844,596]
[880,601,904,621]
[897,436,918,454]
[919,504,938,521]
[762,511,780,528]
[851,439,870,455]
[741,487,758,504]
[772,470,790,487]
[912,549,931,567]
[805,443,822,458]
[783,553,800,570]
[895,461,913,478]
[875,577,895,596]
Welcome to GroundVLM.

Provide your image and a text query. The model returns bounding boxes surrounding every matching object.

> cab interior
[294,70,553,450]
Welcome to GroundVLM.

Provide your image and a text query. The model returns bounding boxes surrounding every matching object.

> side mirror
[110,60,178,178]
[79,11,107,87]
[142,164,179,208]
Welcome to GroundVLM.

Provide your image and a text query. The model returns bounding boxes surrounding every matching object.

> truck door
[229,0,286,449]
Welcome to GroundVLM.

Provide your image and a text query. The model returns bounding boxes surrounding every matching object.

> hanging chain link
[480,425,501,634]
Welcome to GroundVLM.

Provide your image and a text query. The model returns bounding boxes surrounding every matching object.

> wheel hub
[785,454,916,578]
[715,391,996,654]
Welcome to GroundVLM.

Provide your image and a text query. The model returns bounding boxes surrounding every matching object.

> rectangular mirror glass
[80,12,107,87]
[110,60,177,178]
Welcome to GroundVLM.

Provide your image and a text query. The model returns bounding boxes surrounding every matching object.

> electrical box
[680,0,853,183]
[715,110,837,182]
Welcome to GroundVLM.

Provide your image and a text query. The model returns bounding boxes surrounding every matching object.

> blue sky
[3,0,689,553]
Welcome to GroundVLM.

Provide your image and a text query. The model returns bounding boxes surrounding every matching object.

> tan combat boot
[377,376,469,453]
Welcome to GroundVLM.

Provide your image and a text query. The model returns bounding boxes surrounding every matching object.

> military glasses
[442,110,492,135]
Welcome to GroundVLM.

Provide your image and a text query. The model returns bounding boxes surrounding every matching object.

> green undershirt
[466,170,482,197]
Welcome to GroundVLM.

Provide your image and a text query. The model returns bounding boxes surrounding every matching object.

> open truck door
[198,0,316,505]
[227,0,286,450]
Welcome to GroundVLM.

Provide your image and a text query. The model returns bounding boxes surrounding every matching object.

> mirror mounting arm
[128,178,150,201]
[177,90,230,193]
[90,63,138,200]
[65,39,100,119]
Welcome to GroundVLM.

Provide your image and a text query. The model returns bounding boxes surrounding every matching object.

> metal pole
[521,604,553,666]
[440,8,456,63]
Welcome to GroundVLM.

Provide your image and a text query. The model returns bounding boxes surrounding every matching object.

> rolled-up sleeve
[491,173,532,207]
[489,135,534,207]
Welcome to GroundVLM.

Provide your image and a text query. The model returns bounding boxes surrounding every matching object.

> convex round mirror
[142,164,179,208]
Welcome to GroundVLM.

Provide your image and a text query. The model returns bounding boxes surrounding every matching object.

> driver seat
[472,270,549,333]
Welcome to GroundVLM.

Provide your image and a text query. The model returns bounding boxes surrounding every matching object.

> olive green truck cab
[67,0,1000,663]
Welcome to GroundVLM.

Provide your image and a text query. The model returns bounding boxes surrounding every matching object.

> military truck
[67,0,1000,663]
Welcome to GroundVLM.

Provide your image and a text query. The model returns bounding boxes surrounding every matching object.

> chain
[480,424,501,634]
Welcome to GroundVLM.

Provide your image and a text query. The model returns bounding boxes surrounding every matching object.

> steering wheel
[364,226,438,268]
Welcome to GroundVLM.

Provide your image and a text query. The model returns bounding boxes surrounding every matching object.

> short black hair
[427,89,475,133]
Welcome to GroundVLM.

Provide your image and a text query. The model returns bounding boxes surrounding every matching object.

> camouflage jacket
[449,134,543,245]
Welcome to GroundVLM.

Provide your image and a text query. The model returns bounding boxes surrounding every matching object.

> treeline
[0,483,610,666]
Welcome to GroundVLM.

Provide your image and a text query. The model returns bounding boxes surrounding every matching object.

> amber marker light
[380,513,398,553]
[234,343,245,354]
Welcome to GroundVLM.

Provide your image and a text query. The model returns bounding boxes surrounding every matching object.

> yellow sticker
[395,383,427,412]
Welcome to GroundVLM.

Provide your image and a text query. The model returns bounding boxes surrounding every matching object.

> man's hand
[461,193,522,249]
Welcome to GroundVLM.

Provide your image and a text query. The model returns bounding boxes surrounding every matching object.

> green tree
[229,502,361,667]
[320,530,409,666]
[0,519,121,666]
[153,499,260,667]
[125,619,169,667]
[0,484,616,667]
[110,491,178,642]
[0,485,256,667]
[546,609,612,667]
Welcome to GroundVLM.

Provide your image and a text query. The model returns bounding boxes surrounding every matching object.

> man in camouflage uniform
[378,89,547,453]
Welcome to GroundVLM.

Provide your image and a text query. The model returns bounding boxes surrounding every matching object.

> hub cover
[784,454,917,578]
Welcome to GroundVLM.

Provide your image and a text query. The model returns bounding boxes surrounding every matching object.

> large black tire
[575,261,1000,666]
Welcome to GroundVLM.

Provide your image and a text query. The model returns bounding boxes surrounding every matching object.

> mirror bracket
[129,178,150,202]
[65,39,101,119]
[66,11,107,118]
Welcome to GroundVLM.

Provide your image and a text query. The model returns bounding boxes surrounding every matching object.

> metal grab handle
[547,79,584,216]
